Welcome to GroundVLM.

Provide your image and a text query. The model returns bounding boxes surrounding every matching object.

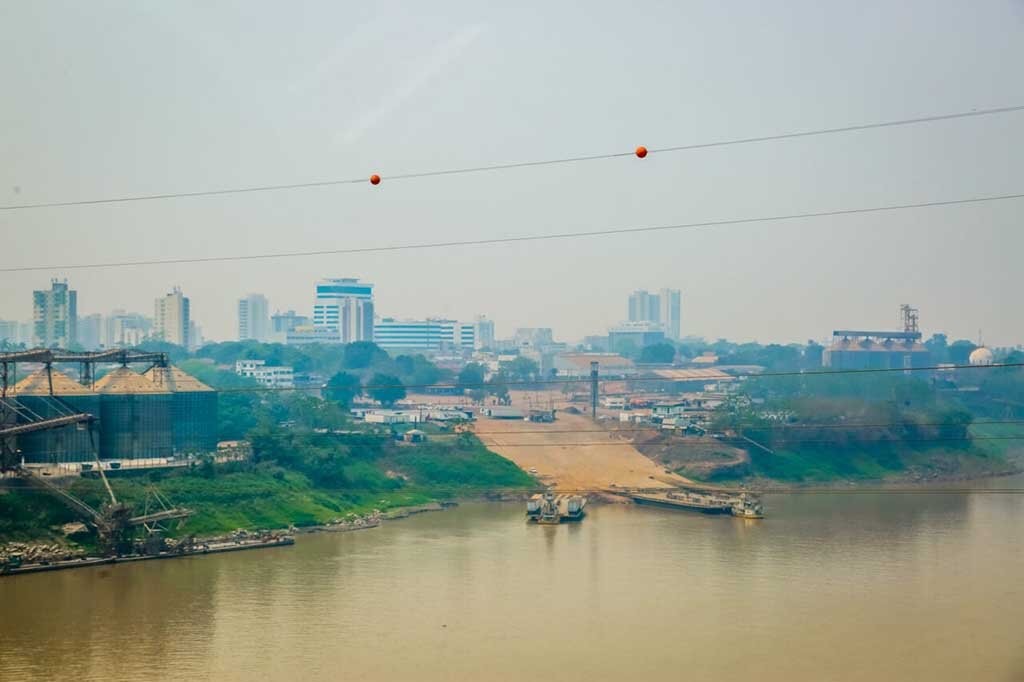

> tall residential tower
[238,293,270,342]
[626,288,681,340]
[154,287,190,347]
[658,288,681,340]
[33,279,77,348]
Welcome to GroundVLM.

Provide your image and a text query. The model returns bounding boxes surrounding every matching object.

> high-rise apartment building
[104,310,153,348]
[188,321,203,351]
[658,288,681,340]
[33,279,77,348]
[154,287,190,347]
[627,288,681,340]
[77,313,103,350]
[628,290,660,325]
[313,278,374,343]
[238,293,270,342]
[0,320,30,347]
[270,310,310,342]
[473,315,496,350]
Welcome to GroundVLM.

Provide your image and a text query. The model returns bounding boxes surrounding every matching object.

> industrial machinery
[1,350,192,556]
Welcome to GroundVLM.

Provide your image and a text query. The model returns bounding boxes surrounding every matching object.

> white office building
[313,278,374,343]
[238,293,270,342]
[235,359,295,388]
[373,319,475,352]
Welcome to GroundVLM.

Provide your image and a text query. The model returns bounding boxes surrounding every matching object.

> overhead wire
[4,192,1024,273]
[433,436,1024,446]
[406,419,1024,436]
[1,103,1022,212]
[0,481,1022,494]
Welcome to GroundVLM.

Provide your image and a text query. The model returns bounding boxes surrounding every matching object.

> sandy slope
[472,411,690,491]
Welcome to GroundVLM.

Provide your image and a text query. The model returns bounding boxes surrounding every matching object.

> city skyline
[2,5,1022,347]
[0,274,1016,350]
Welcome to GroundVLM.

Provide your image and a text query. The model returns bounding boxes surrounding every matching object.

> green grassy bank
[0,438,535,545]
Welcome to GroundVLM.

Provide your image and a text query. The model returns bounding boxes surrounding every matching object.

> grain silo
[93,366,173,459]
[11,368,100,464]
[142,365,218,455]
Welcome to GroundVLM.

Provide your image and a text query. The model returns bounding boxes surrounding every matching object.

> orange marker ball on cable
[635,146,648,159]
[370,174,381,185]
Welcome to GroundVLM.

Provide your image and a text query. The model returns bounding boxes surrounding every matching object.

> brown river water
[1,477,1023,681]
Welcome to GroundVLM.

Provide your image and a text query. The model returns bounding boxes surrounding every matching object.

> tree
[324,371,362,407]
[925,333,949,364]
[395,354,443,386]
[458,363,486,390]
[344,341,385,369]
[507,356,539,382]
[639,343,676,364]
[367,373,405,406]
[949,340,978,366]
[486,370,510,402]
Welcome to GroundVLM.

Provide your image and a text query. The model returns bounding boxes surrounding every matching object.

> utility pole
[590,361,599,420]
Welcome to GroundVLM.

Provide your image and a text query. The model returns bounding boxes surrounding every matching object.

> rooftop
[651,368,733,381]
[11,368,93,396]
[143,366,214,392]
[93,367,171,394]
[558,353,634,369]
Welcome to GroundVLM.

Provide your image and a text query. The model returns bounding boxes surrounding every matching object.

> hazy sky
[2,1,1022,346]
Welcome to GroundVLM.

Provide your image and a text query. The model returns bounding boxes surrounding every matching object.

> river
[2,478,1022,681]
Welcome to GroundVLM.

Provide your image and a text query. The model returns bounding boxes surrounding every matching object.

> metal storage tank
[93,366,173,459]
[10,368,100,464]
[142,365,218,455]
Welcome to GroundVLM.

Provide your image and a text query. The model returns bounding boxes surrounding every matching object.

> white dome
[969,347,994,366]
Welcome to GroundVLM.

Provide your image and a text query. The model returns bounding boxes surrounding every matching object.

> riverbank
[637,422,1024,487]
[0,439,536,547]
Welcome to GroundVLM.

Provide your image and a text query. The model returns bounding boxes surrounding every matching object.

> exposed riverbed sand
[472,410,690,491]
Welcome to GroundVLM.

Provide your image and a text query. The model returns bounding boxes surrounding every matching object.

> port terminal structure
[0,348,194,557]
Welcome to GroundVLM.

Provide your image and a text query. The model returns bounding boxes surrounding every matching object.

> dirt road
[472,411,690,491]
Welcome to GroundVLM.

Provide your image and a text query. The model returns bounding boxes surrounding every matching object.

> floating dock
[1,535,295,577]
[631,490,764,518]
[526,492,587,524]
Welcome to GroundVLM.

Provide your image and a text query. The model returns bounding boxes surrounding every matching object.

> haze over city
[2,1,1023,345]
[5,3,1024,681]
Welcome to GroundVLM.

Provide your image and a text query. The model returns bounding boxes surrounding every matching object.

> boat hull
[632,495,732,515]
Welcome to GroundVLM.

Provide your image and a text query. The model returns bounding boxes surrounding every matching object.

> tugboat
[526,492,587,524]
[730,493,765,519]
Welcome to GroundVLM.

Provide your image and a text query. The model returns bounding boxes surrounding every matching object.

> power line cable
[4,192,1024,273]
[361,420,1024,437]
[441,435,1024,446]
[2,103,1022,212]
[1,483,1023,494]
